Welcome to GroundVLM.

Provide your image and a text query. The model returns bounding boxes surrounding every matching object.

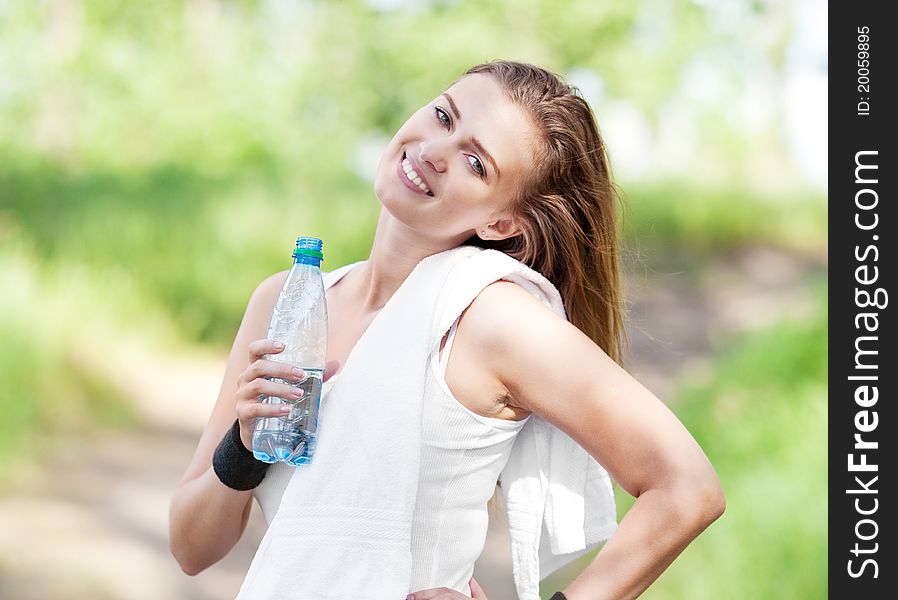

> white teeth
[401,157,431,194]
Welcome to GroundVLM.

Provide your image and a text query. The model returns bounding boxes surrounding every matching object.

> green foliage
[621,182,827,254]
[0,249,136,480]
[0,153,377,346]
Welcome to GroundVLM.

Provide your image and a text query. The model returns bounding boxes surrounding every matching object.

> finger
[248,338,285,363]
[245,358,305,384]
[235,399,295,451]
[236,400,293,422]
[468,577,487,599]
[409,588,456,600]
[238,378,304,404]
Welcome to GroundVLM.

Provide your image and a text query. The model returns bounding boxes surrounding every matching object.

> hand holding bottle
[234,339,306,451]
[235,339,340,453]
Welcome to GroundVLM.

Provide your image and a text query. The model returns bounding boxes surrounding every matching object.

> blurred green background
[0,0,826,598]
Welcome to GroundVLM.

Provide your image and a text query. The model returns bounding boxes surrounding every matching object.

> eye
[467,155,485,177]
[434,106,451,128]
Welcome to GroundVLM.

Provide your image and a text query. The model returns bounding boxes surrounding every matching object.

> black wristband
[212,420,270,491]
[548,593,567,600]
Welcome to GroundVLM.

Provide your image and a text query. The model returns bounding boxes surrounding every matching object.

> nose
[418,139,448,173]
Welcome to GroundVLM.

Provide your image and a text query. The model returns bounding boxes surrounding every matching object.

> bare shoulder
[463,278,625,419]
[227,269,291,372]
[462,278,577,355]
[438,280,545,420]
[243,270,289,321]
[252,269,290,303]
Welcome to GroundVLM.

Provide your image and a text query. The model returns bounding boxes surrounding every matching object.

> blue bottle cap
[292,237,324,263]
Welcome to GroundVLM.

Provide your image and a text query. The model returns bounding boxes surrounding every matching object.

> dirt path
[0,245,825,599]
[0,347,264,600]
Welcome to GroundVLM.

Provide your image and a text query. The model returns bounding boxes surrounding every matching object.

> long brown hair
[459,60,628,366]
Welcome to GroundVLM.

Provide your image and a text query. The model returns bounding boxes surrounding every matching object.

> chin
[374,186,438,240]
[372,170,400,210]
[375,190,410,222]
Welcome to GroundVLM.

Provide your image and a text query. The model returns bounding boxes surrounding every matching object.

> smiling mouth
[401,152,433,196]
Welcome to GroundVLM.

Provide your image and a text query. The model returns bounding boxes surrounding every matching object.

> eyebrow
[443,92,500,178]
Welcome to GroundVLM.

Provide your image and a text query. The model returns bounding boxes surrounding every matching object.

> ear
[485,214,524,241]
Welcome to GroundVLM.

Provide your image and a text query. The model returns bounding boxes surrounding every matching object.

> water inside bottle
[252,368,324,466]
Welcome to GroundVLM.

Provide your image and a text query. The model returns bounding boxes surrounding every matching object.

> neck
[352,208,469,312]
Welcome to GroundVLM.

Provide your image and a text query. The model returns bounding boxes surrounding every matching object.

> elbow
[699,478,726,525]
[170,537,211,577]
[169,533,202,576]
[684,473,726,530]
[168,480,250,577]
[662,471,725,534]
[176,559,203,577]
[180,562,207,577]
[169,504,211,577]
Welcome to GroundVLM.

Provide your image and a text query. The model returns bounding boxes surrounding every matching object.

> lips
[399,151,434,196]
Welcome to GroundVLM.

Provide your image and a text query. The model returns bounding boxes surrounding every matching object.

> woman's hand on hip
[409,576,488,600]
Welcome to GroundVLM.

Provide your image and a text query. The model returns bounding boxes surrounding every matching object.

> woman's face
[374,73,539,244]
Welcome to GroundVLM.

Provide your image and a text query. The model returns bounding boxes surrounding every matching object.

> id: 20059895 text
[856,26,871,116]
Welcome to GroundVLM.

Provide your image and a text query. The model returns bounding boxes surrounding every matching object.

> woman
[170,60,725,599]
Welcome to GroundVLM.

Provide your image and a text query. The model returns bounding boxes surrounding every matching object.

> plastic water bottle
[252,237,327,466]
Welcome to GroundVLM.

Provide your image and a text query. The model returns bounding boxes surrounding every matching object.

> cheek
[443,193,491,223]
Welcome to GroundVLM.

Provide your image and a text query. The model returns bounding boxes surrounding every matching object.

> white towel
[430,249,618,600]
[500,416,619,599]
[236,245,617,599]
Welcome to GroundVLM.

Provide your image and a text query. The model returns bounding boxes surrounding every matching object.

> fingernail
[291,367,304,378]
[273,341,284,349]
[279,405,291,414]
[406,595,414,600]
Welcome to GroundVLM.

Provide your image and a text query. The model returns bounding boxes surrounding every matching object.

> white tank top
[253,262,530,592]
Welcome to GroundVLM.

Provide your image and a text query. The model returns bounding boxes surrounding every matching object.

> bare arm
[168,270,288,575]
[466,282,726,599]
